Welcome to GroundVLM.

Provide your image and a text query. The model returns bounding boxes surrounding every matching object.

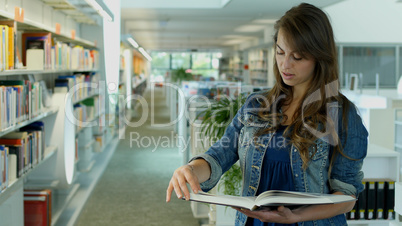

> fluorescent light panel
[235,25,266,32]
[122,34,152,61]
[121,0,233,8]
[85,0,114,22]
[138,47,152,61]
[252,19,277,24]
[127,37,139,48]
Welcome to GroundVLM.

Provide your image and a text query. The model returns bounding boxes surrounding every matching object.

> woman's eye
[276,51,284,55]
[293,56,302,61]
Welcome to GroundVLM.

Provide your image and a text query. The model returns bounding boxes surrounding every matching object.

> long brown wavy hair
[257,3,351,169]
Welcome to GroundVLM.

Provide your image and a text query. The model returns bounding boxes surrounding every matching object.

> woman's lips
[282,72,295,80]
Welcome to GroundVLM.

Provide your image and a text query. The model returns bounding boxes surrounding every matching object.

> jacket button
[295,174,298,177]
[294,149,297,152]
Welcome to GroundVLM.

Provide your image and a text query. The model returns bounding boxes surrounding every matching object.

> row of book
[0,80,43,130]
[54,72,100,103]
[22,32,99,71]
[24,189,52,226]
[0,121,46,192]
[0,22,99,71]
[347,179,395,220]
[74,96,102,131]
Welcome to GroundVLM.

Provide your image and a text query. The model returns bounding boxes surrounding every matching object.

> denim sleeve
[189,107,244,192]
[329,104,368,197]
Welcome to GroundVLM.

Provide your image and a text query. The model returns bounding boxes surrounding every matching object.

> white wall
[324,0,402,43]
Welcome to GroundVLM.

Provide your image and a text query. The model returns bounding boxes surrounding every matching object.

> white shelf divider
[0,107,59,137]
[53,136,120,226]
[51,183,81,226]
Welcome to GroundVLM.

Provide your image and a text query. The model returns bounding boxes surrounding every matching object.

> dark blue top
[246,125,297,226]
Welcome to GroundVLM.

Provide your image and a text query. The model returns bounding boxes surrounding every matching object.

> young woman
[166,3,368,226]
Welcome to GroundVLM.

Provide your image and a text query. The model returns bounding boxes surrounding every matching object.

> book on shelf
[7,145,24,178]
[25,37,47,70]
[0,121,46,186]
[0,145,9,191]
[0,21,15,70]
[366,181,376,219]
[376,181,385,219]
[20,121,45,161]
[0,80,44,126]
[55,73,97,102]
[187,190,356,211]
[386,181,395,220]
[24,189,52,226]
[21,32,52,69]
[357,181,367,219]
[0,131,30,171]
[8,153,17,184]
[0,25,8,72]
[26,49,44,70]
[346,179,396,221]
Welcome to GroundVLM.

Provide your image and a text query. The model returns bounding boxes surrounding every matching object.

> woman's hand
[233,206,300,224]
[166,164,202,203]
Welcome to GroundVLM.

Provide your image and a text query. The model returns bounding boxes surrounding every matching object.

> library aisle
[76,87,199,226]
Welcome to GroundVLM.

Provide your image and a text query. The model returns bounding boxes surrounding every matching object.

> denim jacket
[192,92,368,226]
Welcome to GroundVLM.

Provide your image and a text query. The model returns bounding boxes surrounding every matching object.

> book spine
[0,26,4,72]
[8,26,14,70]
[367,181,376,219]
[0,145,3,191]
[376,181,385,219]
[386,181,395,220]
[357,181,367,219]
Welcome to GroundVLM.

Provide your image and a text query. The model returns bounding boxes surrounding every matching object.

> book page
[255,191,355,207]
[256,190,321,202]
[255,196,334,207]
[189,192,257,210]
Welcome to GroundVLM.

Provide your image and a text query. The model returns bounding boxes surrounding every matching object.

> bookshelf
[248,49,269,86]
[343,91,401,225]
[222,52,244,82]
[394,109,402,225]
[0,0,120,225]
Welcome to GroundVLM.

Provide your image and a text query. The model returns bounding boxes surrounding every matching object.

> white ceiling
[120,0,344,52]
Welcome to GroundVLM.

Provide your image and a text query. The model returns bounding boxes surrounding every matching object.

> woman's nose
[282,56,292,69]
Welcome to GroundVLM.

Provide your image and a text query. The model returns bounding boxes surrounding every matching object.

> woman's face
[275,29,316,95]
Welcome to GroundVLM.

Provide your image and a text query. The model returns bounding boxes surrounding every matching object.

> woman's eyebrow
[276,44,284,51]
[276,43,299,55]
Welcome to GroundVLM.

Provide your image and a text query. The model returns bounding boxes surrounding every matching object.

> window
[191,53,219,79]
[192,53,211,69]
[150,52,170,69]
[150,51,221,81]
[171,53,191,69]
[342,47,396,88]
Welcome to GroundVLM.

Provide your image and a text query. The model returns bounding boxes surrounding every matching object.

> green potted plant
[197,94,247,196]
[171,67,193,83]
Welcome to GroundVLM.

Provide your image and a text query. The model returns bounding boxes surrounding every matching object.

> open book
[187,190,356,211]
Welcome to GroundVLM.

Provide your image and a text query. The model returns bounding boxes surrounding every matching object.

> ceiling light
[222,39,247,45]
[85,0,114,22]
[120,0,232,8]
[252,19,277,24]
[127,37,139,48]
[121,34,152,61]
[138,47,153,61]
[235,25,266,33]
